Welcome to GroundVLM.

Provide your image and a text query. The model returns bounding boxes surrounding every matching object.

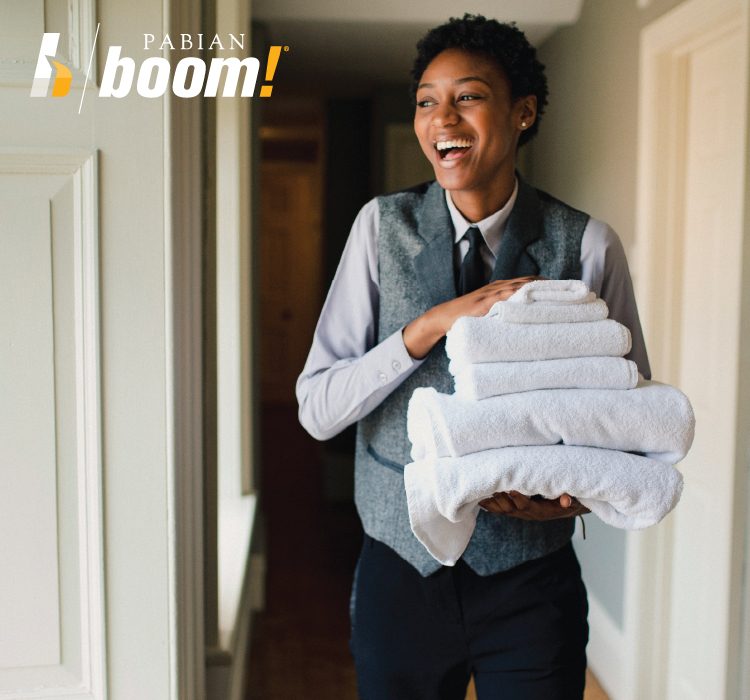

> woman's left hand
[478,491,591,520]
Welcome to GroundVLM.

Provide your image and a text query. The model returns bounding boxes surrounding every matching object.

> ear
[517,95,538,130]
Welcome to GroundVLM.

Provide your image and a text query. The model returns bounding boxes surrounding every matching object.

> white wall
[531,0,683,247]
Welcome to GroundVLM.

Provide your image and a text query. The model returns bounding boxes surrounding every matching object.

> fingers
[475,276,538,296]
[479,491,530,514]
[487,275,545,301]
[507,491,531,510]
[452,276,545,319]
[479,492,513,514]
[479,492,588,521]
[462,278,535,311]
[479,492,512,514]
[559,494,590,514]
[490,276,537,292]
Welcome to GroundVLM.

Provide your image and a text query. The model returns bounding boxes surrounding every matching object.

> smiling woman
[412,47,532,222]
[295,12,650,700]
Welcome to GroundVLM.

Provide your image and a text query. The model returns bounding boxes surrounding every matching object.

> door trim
[164,0,206,698]
[633,1,749,698]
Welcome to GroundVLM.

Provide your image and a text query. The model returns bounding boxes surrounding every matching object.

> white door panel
[666,26,746,700]
[1,0,184,696]
[634,3,748,698]
[2,182,62,670]
[0,152,105,695]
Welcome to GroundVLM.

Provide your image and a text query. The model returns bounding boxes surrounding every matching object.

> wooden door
[259,143,323,403]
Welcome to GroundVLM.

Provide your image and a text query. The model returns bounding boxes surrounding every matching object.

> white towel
[487,297,609,324]
[407,380,695,464]
[446,318,631,368]
[509,279,592,304]
[452,356,639,400]
[404,444,684,566]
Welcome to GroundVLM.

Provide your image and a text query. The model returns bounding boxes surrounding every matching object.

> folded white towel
[452,356,639,400]
[407,380,695,464]
[404,444,684,566]
[446,318,632,368]
[487,297,609,324]
[509,279,592,304]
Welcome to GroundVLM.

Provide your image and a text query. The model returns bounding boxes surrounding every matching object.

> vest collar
[413,180,456,307]
[491,173,544,280]
[412,173,543,307]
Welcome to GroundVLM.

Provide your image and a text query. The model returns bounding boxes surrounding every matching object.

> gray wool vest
[354,175,590,576]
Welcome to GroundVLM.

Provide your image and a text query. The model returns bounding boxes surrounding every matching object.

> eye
[458,94,481,102]
[416,98,435,108]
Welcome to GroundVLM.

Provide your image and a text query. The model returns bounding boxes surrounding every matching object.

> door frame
[631,1,749,698]
[165,0,207,697]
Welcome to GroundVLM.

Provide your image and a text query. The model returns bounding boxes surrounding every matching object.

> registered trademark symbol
[283,46,289,51]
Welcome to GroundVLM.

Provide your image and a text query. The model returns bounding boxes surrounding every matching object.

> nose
[432,100,459,127]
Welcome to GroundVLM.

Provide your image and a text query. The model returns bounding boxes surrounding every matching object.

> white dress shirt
[296,181,651,440]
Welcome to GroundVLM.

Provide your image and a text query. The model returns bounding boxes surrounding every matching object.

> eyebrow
[417,76,491,90]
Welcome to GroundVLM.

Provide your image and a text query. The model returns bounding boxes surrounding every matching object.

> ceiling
[253,0,585,95]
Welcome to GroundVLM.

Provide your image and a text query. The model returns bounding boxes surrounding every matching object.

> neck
[449,170,517,223]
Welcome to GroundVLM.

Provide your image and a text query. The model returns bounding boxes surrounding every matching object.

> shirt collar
[445,177,519,257]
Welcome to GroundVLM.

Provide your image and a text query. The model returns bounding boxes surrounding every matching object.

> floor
[244,403,609,700]
[244,403,361,700]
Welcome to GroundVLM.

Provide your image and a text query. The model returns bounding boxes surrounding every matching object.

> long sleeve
[580,219,651,379]
[296,198,427,441]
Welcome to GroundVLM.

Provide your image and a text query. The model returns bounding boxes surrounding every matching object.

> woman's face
[413,48,534,195]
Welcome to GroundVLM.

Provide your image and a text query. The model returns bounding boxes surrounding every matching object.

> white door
[665,23,747,700]
[636,2,749,698]
[1,1,204,698]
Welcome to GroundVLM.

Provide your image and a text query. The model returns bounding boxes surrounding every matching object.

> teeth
[436,138,473,151]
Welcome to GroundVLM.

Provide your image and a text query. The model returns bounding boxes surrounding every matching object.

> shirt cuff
[366,325,426,389]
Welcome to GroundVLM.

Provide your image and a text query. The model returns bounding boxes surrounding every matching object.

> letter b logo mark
[31,33,72,97]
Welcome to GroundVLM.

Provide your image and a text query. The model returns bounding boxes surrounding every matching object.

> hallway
[244,404,362,699]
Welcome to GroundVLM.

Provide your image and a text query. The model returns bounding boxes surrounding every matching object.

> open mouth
[435,138,474,160]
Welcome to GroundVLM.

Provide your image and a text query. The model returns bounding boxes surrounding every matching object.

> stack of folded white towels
[404,280,695,566]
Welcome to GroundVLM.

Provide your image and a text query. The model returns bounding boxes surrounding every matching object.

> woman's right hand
[402,275,543,360]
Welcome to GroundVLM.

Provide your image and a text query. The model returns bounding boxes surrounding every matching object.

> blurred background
[2,0,749,699]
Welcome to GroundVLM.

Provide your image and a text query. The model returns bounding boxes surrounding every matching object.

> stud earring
[521,121,527,128]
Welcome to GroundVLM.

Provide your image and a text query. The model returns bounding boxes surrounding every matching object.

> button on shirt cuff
[370,325,424,389]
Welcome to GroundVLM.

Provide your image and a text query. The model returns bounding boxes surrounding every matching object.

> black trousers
[349,534,589,700]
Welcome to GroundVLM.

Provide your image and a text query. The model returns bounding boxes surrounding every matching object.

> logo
[30,33,72,97]
[30,28,286,104]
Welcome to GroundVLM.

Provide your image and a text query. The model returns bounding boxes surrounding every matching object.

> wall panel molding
[0,149,106,699]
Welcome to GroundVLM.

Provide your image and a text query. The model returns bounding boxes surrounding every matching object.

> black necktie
[457,226,487,295]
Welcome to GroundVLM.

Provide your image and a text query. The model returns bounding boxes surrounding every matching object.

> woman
[297,13,650,700]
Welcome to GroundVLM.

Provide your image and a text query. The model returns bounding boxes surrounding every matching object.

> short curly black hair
[410,14,548,147]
